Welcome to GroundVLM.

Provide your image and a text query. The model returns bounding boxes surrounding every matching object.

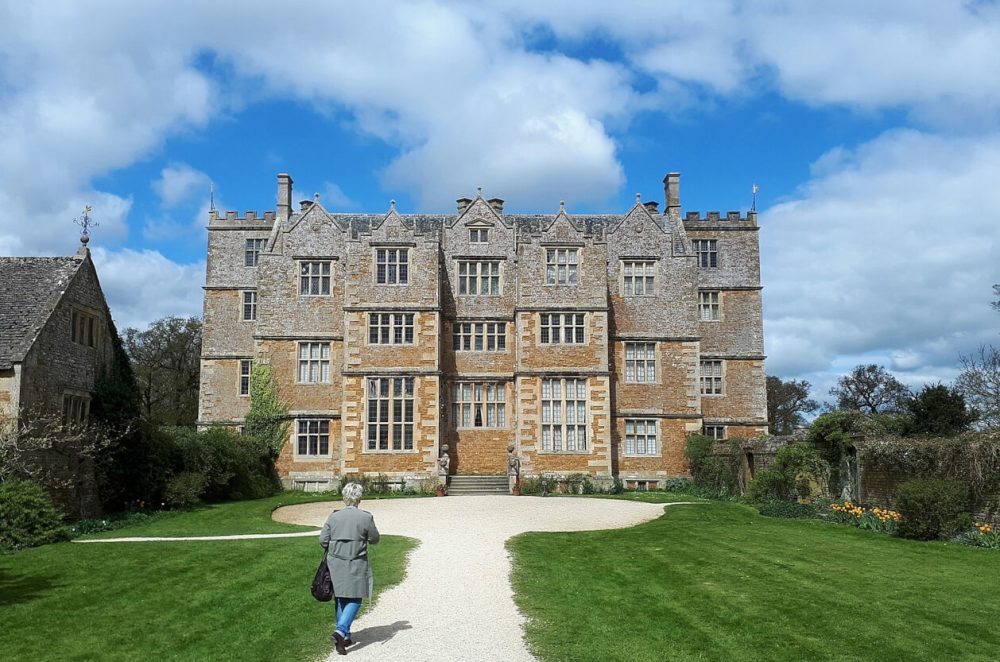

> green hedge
[895,478,972,540]
[0,478,70,551]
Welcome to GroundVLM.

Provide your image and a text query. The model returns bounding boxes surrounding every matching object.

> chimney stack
[456,197,472,214]
[277,173,293,222]
[487,198,504,214]
[663,172,680,218]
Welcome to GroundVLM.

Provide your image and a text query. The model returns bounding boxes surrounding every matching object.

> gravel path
[274,496,693,661]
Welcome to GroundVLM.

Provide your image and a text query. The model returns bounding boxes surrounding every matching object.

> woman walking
[320,482,381,656]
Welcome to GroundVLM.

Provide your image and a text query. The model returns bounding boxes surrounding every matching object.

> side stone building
[198,172,767,490]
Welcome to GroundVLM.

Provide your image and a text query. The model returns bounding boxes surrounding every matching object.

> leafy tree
[903,383,977,436]
[829,364,910,415]
[956,346,1000,430]
[243,362,289,459]
[123,317,202,426]
[766,376,819,434]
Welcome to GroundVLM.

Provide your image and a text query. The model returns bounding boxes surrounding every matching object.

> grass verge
[509,499,1000,661]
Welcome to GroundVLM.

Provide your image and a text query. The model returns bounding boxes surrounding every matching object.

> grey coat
[319,506,381,599]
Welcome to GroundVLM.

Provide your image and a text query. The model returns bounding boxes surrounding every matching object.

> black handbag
[311,551,335,602]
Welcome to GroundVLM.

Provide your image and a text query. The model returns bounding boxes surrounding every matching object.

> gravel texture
[273,496,686,661]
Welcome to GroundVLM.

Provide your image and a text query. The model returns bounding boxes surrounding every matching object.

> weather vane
[210,181,216,212]
[74,205,98,237]
[751,183,759,212]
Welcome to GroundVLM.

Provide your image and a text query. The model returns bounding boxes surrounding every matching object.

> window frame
[457,259,501,296]
[374,247,409,285]
[70,309,98,348]
[298,260,332,296]
[540,377,588,453]
[242,290,257,321]
[452,321,507,352]
[539,312,585,345]
[624,342,657,383]
[239,359,252,396]
[693,239,718,268]
[700,359,724,396]
[451,382,507,428]
[297,342,331,384]
[365,376,416,453]
[699,291,721,321]
[62,393,90,427]
[368,312,415,345]
[624,418,659,456]
[245,238,265,267]
[295,419,331,459]
[622,260,656,296]
[702,424,727,440]
[545,248,579,285]
[469,228,489,243]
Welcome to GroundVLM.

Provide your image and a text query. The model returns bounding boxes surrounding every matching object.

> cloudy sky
[1,1,997,404]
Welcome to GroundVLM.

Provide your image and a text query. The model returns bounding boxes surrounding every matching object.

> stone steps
[446,475,510,495]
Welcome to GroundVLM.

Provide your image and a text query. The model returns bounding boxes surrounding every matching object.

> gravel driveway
[273,495,680,661]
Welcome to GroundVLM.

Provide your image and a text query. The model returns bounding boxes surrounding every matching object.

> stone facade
[198,173,768,489]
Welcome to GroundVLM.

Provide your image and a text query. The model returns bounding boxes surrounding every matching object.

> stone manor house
[197,173,767,490]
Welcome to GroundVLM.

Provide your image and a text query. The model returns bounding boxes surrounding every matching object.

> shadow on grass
[0,566,60,606]
[348,620,413,651]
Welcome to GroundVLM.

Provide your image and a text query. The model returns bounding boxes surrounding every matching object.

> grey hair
[342,482,363,506]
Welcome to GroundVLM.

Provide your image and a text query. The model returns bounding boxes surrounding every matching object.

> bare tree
[956,346,1000,430]
[766,376,819,434]
[829,364,911,414]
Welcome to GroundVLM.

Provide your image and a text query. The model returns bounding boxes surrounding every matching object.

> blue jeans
[335,597,362,639]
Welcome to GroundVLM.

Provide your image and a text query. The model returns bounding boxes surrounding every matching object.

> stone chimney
[456,197,472,214]
[277,173,293,222]
[487,198,504,214]
[643,201,659,214]
[663,172,680,218]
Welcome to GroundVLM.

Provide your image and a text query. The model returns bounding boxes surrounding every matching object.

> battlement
[683,210,757,225]
[209,210,276,224]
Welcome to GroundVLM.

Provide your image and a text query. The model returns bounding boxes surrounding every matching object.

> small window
[369,313,415,345]
[693,239,718,268]
[296,419,330,457]
[452,382,506,428]
[242,291,257,321]
[299,261,331,296]
[239,359,252,396]
[540,313,585,344]
[298,342,331,383]
[457,260,501,295]
[453,322,506,351]
[703,425,727,440]
[375,248,409,284]
[546,248,578,284]
[245,238,265,267]
[625,419,657,456]
[71,309,98,347]
[624,342,656,383]
[700,360,723,395]
[622,261,656,295]
[62,393,90,426]
[470,228,489,243]
[699,291,720,321]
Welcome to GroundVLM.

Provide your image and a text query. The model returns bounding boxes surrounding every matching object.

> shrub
[0,478,70,551]
[895,478,972,540]
[684,435,739,494]
[747,469,793,502]
[163,472,208,509]
[519,478,542,496]
[756,501,817,519]
[70,509,165,536]
[662,477,694,493]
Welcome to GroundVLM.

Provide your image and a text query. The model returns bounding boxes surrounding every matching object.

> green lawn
[1,493,416,661]
[509,497,1000,662]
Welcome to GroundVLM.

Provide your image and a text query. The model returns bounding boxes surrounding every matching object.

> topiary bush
[0,478,71,551]
[895,478,972,540]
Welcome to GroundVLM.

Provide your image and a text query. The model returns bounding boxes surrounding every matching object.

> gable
[0,257,82,369]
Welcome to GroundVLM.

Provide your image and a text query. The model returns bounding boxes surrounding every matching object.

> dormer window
[470,228,489,243]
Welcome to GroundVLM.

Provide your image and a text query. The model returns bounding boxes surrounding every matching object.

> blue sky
[1,1,998,404]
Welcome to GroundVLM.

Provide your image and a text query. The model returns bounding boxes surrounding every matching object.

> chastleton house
[198,172,767,490]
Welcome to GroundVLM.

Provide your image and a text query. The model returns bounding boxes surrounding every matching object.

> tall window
[622,260,656,295]
[299,261,331,295]
[296,420,330,457]
[71,310,97,347]
[366,377,414,451]
[699,291,720,321]
[541,378,587,452]
[624,342,656,383]
[540,313,585,344]
[693,239,718,268]
[625,419,657,456]
[62,394,90,426]
[457,260,501,295]
[546,248,578,284]
[298,342,330,383]
[452,382,506,428]
[469,228,489,243]
[453,322,506,351]
[245,238,265,266]
[242,291,257,321]
[369,312,415,345]
[239,359,252,396]
[702,424,726,440]
[700,359,723,395]
[375,248,408,284]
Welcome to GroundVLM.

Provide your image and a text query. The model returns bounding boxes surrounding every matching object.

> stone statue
[507,443,521,490]
[438,444,451,476]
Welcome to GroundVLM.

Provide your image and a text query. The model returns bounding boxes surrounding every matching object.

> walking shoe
[345,638,353,647]
[332,631,347,656]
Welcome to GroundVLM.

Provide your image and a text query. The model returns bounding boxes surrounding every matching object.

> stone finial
[390,199,396,212]
[635,193,641,203]
[477,186,483,198]
[559,200,566,214]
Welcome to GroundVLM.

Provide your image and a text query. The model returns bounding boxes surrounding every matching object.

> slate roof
[0,257,82,369]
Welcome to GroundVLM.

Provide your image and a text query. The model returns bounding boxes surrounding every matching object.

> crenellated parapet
[683,210,757,227]
[208,209,276,227]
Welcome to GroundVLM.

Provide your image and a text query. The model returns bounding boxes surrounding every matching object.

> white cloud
[90,247,204,331]
[153,163,212,209]
[761,129,1000,388]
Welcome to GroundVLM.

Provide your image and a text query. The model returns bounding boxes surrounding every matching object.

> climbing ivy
[243,361,289,459]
